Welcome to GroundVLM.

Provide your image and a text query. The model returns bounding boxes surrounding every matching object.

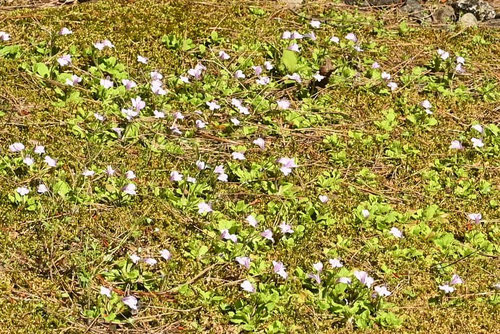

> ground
[0,0,499,333]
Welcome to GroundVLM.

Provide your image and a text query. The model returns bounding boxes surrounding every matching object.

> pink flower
[467,213,482,224]
[122,183,136,195]
[170,171,183,182]
[198,202,213,214]
[286,73,301,83]
[288,43,300,53]
[65,74,82,86]
[450,140,463,150]
[160,249,171,260]
[122,79,137,90]
[0,31,11,41]
[308,273,321,284]
[218,50,230,60]
[100,78,113,89]
[278,157,298,176]
[137,55,148,64]
[329,258,343,268]
[272,261,288,279]
[57,54,72,67]
[450,274,463,285]
[279,222,294,234]
[241,280,255,293]
[330,36,340,44]
[9,142,25,152]
[236,256,251,269]
[277,99,290,110]
[122,296,138,310]
[471,138,484,148]
[221,229,238,243]
[206,101,220,111]
[253,138,265,149]
[345,33,357,43]
[261,229,274,242]
[256,76,270,85]
[59,27,72,36]
[246,215,258,227]
[131,97,145,111]
[354,270,374,288]
[319,195,329,203]
[234,70,246,79]
[310,20,321,28]
[100,286,112,298]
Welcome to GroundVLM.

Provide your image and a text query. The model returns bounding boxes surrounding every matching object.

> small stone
[452,0,496,21]
[401,0,430,23]
[458,12,479,27]
[434,5,456,24]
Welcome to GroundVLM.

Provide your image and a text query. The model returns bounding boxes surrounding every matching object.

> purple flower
[66,74,82,86]
[125,170,136,179]
[374,285,391,297]
[288,43,300,53]
[160,249,171,260]
[34,145,45,155]
[354,270,374,288]
[308,273,321,284]
[261,229,274,242]
[450,140,463,150]
[82,169,95,177]
[345,33,357,43]
[44,155,57,167]
[221,229,238,243]
[264,61,273,70]
[23,156,34,166]
[241,280,255,293]
[57,54,72,67]
[437,49,449,60]
[471,138,484,148]
[282,31,291,39]
[278,157,298,176]
[122,183,137,195]
[389,227,403,239]
[122,79,137,90]
[145,258,157,266]
[151,80,166,95]
[450,274,463,285]
[198,202,213,214]
[234,70,246,79]
[122,108,138,121]
[256,76,270,85]
[387,82,398,91]
[214,165,225,174]
[310,20,321,28]
[131,96,146,111]
[94,39,114,50]
[279,222,294,234]
[467,213,482,224]
[471,124,483,134]
[196,160,206,170]
[9,142,25,152]
[16,186,30,196]
[272,261,288,279]
[206,101,221,111]
[236,256,251,269]
[129,254,141,264]
[290,31,303,39]
[371,62,380,69]
[313,262,323,272]
[277,99,290,110]
[170,171,183,182]
[0,31,11,41]
[439,284,454,293]
[218,50,230,60]
[122,296,138,310]
[286,73,302,83]
[137,55,148,64]
[37,184,49,194]
[246,215,258,228]
[100,286,112,298]
[154,110,165,119]
[252,66,263,76]
[330,36,340,43]
[232,152,246,160]
[319,195,329,203]
[329,258,343,268]
[151,71,163,80]
[106,165,115,176]
[100,78,113,89]
[59,27,72,36]
[338,277,352,284]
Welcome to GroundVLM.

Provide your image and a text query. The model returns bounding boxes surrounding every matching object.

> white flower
[236,256,251,269]
[59,27,72,36]
[310,20,321,28]
[253,138,265,149]
[100,286,112,298]
[338,277,352,284]
[125,170,136,179]
[16,186,30,196]
[319,195,329,203]
[145,258,157,266]
[160,249,171,260]
[231,152,245,160]
[291,31,303,39]
[374,285,391,297]
[122,79,137,90]
[287,43,300,53]
[277,99,290,110]
[100,78,113,89]
[421,100,432,110]
[153,110,165,119]
[286,73,301,83]
[437,49,449,60]
[82,169,95,177]
[362,209,370,218]
[264,61,274,70]
[354,270,374,288]
[198,202,213,214]
[387,82,398,91]
[313,72,325,82]
[231,118,240,126]
[44,155,57,167]
[389,227,403,239]
[471,124,483,134]
[130,254,141,264]
[57,54,72,67]
[106,165,115,176]
[218,50,230,60]
[37,184,49,194]
[330,36,340,43]
[234,70,246,79]
[246,215,258,227]
[467,213,482,224]
[256,76,270,85]
[381,72,391,80]
[471,138,484,148]
[122,183,137,195]
[94,113,105,121]
[34,145,45,155]
[345,33,357,43]
[282,31,291,39]
[0,31,11,41]
[329,258,343,268]
[439,284,454,293]
[313,262,323,272]
[170,171,183,182]
[23,156,34,166]
[137,55,148,64]
[196,160,206,170]
[450,140,463,150]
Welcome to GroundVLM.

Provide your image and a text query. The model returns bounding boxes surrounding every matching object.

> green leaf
[281,49,298,73]
[33,63,50,78]
[53,180,71,198]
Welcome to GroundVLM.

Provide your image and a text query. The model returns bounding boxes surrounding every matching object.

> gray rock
[452,0,496,21]
[434,5,456,23]
[459,12,479,27]
[344,0,403,6]
[401,0,430,22]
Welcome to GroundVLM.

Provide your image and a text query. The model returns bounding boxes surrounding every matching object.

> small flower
[252,65,262,76]
[232,152,245,160]
[241,280,255,293]
[218,50,230,60]
[221,229,238,243]
[16,186,30,196]
[122,296,138,310]
[330,36,340,43]
[236,256,251,269]
[389,227,403,239]
[137,55,148,64]
[130,254,141,264]
[387,82,398,91]
[131,96,146,111]
[125,170,136,179]
[256,76,270,85]
[381,72,391,80]
[122,79,137,90]
[151,81,166,95]
[170,171,183,182]
[82,169,95,177]
[253,138,265,149]
[374,285,391,297]
[437,49,449,60]
[421,100,432,110]
[450,140,464,150]
[471,138,484,148]
[264,61,274,70]
[313,72,325,82]
[371,62,380,69]
[122,108,138,121]
[66,74,82,86]
[196,160,206,170]
[308,273,321,284]
[37,184,49,194]
[231,118,240,126]
[153,110,165,119]
[272,261,288,279]
[151,71,163,80]
[234,70,246,79]
[57,54,72,67]
[329,258,343,268]
[277,99,290,110]
[94,39,114,50]
[180,75,190,83]
[467,213,482,224]
[59,27,72,36]
[206,101,221,111]
[0,31,11,41]
[439,284,455,293]
[291,31,303,39]
[94,113,105,121]
[100,78,113,89]
[362,209,370,218]
[246,215,258,227]
[319,195,329,203]
[338,277,352,284]
[261,229,274,242]
[310,20,321,28]
[34,145,45,155]
[105,165,115,176]
[100,286,112,298]
[187,176,196,183]
[217,173,228,182]
[288,43,300,53]
[279,222,294,234]
[471,124,483,134]
[278,157,298,176]
[345,33,357,43]
[44,155,57,167]
[160,249,171,260]
[198,202,213,214]
[286,73,302,83]
[450,274,463,285]
[353,45,363,52]
[9,142,25,152]
[122,183,137,195]
[23,156,34,166]
[282,31,291,39]
[354,270,374,288]
[456,56,465,64]
[112,127,124,137]
[313,262,323,272]
[145,258,157,266]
